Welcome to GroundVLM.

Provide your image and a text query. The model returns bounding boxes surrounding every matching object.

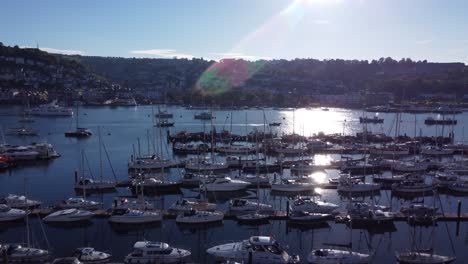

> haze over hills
[1,43,468,107]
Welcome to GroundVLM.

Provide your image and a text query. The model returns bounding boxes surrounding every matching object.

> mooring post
[248,251,253,264]
[286,200,290,217]
[74,170,78,183]
[457,200,462,220]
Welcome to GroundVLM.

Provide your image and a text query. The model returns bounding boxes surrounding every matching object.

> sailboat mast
[98,127,103,182]
[76,103,79,129]
[24,177,30,247]
[81,150,86,199]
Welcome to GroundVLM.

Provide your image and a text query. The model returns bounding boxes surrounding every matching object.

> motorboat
[6,127,39,136]
[175,209,224,224]
[74,178,116,191]
[169,199,217,213]
[74,247,112,263]
[229,199,273,212]
[0,204,26,222]
[128,155,175,170]
[392,181,433,195]
[194,112,214,120]
[207,236,299,264]
[271,179,316,192]
[347,202,390,213]
[1,244,50,263]
[43,209,93,223]
[179,172,216,187]
[65,127,93,137]
[28,142,60,159]
[58,197,101,210]
[395,251,455,264]
[347,208,395,226]
[108,209,162,224]
[124,241,191,264]
[1,194,42,208]
[202,177,250,192]
[288,211,332,224]
[3,146,39,160]
[26,100,73,116]
[291,197,339,213]
[307,248,370,264]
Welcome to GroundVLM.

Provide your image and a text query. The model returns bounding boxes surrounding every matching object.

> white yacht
[169,199,217,213]
[175,209,224,224]
[132,177,180,191]
[43,209,93,223]
[74,247,112,263]
[128,156,175,170]
[28,142,60,159]
[202,177,250,192]
[155,110,173,119]
[1,194,42,208]
[207,236,299,264]
[291,197,339,213]
[229,199,273,212]
[58,197,101,210]
[271,179,316,192]
[108,209,162,224]
[308,249,370,264]
[124,241,191,264]
[27,100,73,116]
[3,146,39,160]
[395,251,455,264]
[1,244,50,263]
[74,178,116,191]
[0,204,26,222]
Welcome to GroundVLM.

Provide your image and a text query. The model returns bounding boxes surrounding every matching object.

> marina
[1,105,468,263]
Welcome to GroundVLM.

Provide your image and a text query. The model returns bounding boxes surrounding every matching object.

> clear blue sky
[1,0,467,63]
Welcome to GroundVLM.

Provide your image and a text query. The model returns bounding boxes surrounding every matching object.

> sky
[1,0,467,63]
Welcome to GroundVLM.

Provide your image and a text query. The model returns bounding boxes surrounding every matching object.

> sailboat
[308,249,370,264]
[74,128,116,192]
[65,103,92,137]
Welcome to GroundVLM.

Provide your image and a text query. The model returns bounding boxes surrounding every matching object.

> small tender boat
[175,209,224,224]
[124,241,191,264]
[43,209,93,223]
[169,199,217,213]
[155,120,174,127]
[307,248,370,264]
[395,251,455,264]
[194,112,214,120]
[108,209,162,224]
[0,204,26,222]
[269,122,281,127]
[74,247,112,263]
[51,257,82,264]
[359,116,383,124]
[155,110,173,119]
[207,236,299,264]
[229,199,273,212]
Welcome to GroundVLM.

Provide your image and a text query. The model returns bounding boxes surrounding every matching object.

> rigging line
[101,138,118,182]
[36,212,51,252]
[436,193,456,254]
[83,151,95,180]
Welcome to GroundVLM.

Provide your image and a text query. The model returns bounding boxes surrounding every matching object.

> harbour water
[1,105,468,263]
